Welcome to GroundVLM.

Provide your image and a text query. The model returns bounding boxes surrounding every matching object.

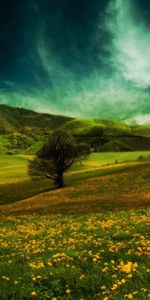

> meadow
[0,152,150,299]
[0,151,150,205]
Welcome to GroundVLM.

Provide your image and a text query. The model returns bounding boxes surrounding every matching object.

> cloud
[127,114,150,125]
[0,0,150,123]
[107,0,150,88]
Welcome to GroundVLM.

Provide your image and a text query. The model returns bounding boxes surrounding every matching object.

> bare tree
[29,129,79,188]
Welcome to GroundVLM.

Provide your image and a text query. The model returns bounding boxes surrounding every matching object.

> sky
[0,0,150,124]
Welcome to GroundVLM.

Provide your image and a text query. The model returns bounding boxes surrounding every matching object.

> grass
[0,152,150,205]
[0,155,29,182]
[0,162,149,215]
[78,151,150,168]
[0,153,150,299]
[0,151,150,182]
[0,211,150,299]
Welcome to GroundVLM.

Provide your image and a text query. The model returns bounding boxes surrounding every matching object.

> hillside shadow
[0,179,54,205]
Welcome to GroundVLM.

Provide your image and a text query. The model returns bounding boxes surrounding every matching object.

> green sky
[0,0,150,124]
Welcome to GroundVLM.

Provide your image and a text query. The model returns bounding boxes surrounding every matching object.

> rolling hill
[0,104,150,153]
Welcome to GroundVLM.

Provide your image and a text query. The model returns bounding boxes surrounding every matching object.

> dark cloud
[0,0,149,122]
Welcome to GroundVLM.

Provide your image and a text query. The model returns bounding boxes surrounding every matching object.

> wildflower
[32,276,36,282]
[141,288,147,292]
[121,279,126,284]
[93,257,97,263]
[66,289,71,295]
[111,284,118,291]
[127,294,133,299]
[31,291,37,297]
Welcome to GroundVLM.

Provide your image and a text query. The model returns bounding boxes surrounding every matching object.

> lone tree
[29,129,89,188]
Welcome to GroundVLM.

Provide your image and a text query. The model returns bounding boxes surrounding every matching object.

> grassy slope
[0,151,150,300]
[0,104,72,132]
[63,118,150,137]
[0,162,150,299]
[0,152,150,182]
[0,161,149,215]
[0,104,150,154]
[0,152,150,205]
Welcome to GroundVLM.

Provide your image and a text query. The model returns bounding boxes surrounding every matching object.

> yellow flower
[66,289,71,295]
[121,279,126,284]
[93,257,97,262]
[32,276,36,282]
[127,294,133,299]
[51,297,57,300]
[31,291,37,297]
[111,284,118,291]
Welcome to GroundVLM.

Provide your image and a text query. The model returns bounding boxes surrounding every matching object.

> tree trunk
[55,172,64,188]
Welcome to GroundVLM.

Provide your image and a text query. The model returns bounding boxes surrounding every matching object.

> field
[0,152,150,299]
[0,151,150,205]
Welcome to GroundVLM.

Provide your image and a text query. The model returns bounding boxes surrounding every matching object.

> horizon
[0,0,150,124]
[1,103,150,126]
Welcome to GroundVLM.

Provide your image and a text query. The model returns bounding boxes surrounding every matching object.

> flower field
[0,210,150,300]
[0,161,150,299]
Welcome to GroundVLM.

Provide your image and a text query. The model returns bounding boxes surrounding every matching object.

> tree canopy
[29,129,90,188]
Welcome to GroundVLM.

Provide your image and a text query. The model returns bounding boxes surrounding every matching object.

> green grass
[1,104,150,154]
[0,155,52,205]
[0,155,29,181]
[70,151,150,171]
[0,152,150,205]
[84,151,150,166]
[0,210,149,300]
[0,152,150,299]
[1,162,149,215]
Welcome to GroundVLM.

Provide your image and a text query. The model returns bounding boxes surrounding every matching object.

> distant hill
[0,104,72,134]
[0,104,150,153]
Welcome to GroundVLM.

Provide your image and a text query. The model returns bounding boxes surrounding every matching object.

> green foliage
[0,118,12,134]
[10,133,33,149]
[75,143,91,156]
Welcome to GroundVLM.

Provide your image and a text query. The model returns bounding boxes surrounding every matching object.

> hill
[0,104,150,153]
[0,161,149,214]
[0,104,72,134]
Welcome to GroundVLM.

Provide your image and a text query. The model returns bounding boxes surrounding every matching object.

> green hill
[63,119,132,136]
[0,104,150,153]
[0,104,72,134]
